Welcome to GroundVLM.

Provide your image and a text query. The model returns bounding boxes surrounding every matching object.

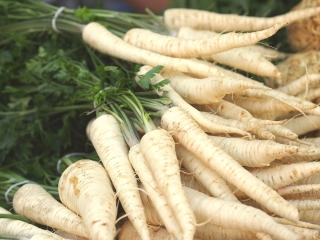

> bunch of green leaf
[94,66,171,147]
[0,0,169,42]
[0,26,162,182]
[0,32,104,179]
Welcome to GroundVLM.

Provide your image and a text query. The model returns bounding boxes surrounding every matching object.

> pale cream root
[176,144,239,201]
[128,144,183,239]
[163,7,320,32]
[277,73,320,96]
[249,162,320,189]
[83,22,226,78]
[12,184,88,238]
[140,128,196,240]
[209,136,300,167]
[180,170,211,196]
[124,23,284,58]
[58,160,117,240]
[137,65,252,137]
[177,27,282,78]
[0,207,63,239]
[284,115,320,136]
[161,106,299,223]
[118,220,199,240]
[88,115,149,240]
[184,187,300,240]
[160,68,267,104]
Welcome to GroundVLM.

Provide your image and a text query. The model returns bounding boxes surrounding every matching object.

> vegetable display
[1,0,320,239]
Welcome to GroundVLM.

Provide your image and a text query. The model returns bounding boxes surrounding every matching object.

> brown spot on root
[69,176,80,196]
[292,169,298,177]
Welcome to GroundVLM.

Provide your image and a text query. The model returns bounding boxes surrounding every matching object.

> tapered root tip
[274,70,283,79]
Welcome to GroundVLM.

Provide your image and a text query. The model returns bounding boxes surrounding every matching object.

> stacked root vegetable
[2,3,320,240]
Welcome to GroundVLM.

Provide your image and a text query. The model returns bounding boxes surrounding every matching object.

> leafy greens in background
[0,33,93,179]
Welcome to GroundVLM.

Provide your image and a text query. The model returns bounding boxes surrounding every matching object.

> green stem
[111,103,140,148]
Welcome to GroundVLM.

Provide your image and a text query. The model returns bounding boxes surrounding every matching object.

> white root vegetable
[82,22,225,78]
[201,112,267,132]
[143,197,272,240]
[302,137,320,146]
[280,225,320,240]
[58,159,117,240]
[297,88,320,102]
[200,112,279,136]
[140,186,284,240]
[273,136,320,151]
[204,48,281,78]
[137,65,251,137]
[195,224,261,240]
[238,88,317,112]
[0,207,61,239]
[118,220,199,240]
[163,7,320,32]
[202,60,268,85]
[284,115,320,136]
[159,68,267,105]
[223,94,299,115]
[298,106,320,118]
[30,233,69,240]
[12,184,89,238]
[176,144,239,202]
[177,27,282,78]
[128,144,183,239]
[123,23,284,58]
[209,135,300,167]
[139,128,196,240]
[272,154,320,166]
[197,103,276,140]
[277,184,320,197]
[195,99,280,127]
[161,106,299,222]
[299,209,320,224]
[180,170,212,196]
[255,232,272,240]
[273,217,320,230]
[263,125,299,141]
[183,187,300,240]
[247,45,288,59]
[287,199,320,211]
[137,185,174,228]
[267,136,319,158]
[240,198,267,211]
[269,50,320,86]
[249,162,320,189]
[87,114,149,240]
[293,173,320,185]
[277,73,320,96]
[54,230,89,240]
